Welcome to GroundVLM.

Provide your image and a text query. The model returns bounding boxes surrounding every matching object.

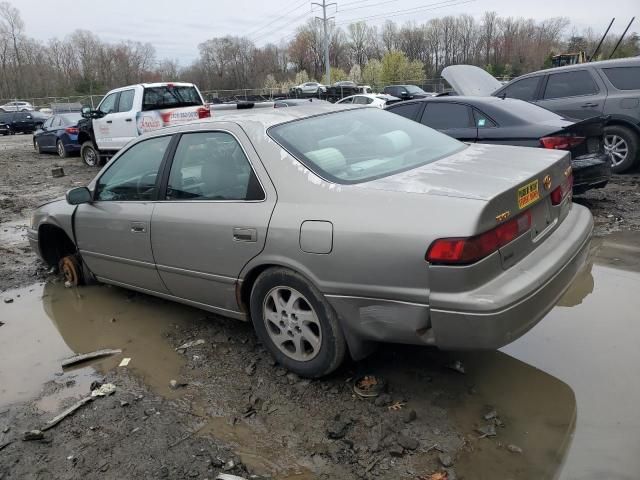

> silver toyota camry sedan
[28,104,593,377]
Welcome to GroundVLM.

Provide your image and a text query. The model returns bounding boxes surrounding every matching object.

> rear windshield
[405,85,426,94]
[60,113,82,124]
[269,108,465,184]
[142,85,203,111]
[500,100,564,123]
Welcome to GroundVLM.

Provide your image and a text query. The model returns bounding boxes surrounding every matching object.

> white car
[336,93,400,109]
[0,101,35,112]
[293,82,326,95]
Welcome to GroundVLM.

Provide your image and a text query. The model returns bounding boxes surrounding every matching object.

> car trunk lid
[441,65,502,96]
[363,143,573,268]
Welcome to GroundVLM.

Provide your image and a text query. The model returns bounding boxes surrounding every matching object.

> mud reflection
[42,281,195,397]
[451,351,576,480]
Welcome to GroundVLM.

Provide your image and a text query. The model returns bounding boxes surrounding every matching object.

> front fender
[31,199,77,243]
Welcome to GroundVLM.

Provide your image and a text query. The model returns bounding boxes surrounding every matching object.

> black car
[383,85,434,100]
[386,96,610,194]
[0,111,48,134]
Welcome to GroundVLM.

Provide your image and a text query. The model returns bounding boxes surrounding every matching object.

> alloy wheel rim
[34,140,38,151]
[57,142,64,157]
[84,148,97,166]
[604,134,628,167]
[263,286,322,362]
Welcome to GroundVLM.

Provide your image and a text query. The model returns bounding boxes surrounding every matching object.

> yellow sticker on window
[517,179,540,210]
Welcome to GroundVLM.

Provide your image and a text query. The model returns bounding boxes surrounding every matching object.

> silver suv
[493,58,640,173]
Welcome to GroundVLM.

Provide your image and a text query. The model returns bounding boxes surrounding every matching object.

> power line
[251,9,314,44]
[244,0,309,39]
[335,0,475,26]
[339,0,403,14]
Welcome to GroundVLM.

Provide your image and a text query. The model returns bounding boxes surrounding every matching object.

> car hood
[441,65,502,97]
[362,143,567,201]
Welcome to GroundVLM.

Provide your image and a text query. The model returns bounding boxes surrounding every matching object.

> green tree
[322,67,348,84]
[381,51,424,85]
[362,59,383,88]
[294,70,310,85]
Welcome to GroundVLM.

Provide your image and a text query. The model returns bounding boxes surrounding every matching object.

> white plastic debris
[119,358,131,367]
[91,383,116,397]
[175,339,205,350]
[216,474,248,480]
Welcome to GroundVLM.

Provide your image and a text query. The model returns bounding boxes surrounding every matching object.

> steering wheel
[136,171,158,199]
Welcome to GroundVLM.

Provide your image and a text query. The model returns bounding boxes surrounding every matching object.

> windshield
[269,108,465,184]
[405,85,426,94]
[142,85,203,111]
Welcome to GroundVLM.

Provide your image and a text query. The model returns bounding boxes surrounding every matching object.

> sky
[6,0,639,64]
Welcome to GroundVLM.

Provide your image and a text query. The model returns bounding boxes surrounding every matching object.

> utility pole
[312,0,336,84]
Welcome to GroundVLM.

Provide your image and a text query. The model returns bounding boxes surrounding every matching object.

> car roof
[402,96,516,105]
[146,103,360,136]
[515,57,640,79]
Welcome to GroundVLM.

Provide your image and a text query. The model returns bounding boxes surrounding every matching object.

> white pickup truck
[77,82,210,166]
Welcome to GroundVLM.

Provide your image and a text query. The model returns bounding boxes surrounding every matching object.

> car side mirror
[81,106,91,117]
[66,187,92,205]
[400,91,410,99]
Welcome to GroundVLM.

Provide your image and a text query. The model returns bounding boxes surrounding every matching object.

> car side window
[387,102,422,120]
[118,89,135,112]
[166,132,264,201]
[340,97,354,104]
[354,96,370,105]
[95,136,171,202]
[421,103,473,129]
[602,66,640,90]
[500,77,541,101]
[543,70,598,99]
[472,109,497,128]
[98,92,119,115]
[43,118,53,128]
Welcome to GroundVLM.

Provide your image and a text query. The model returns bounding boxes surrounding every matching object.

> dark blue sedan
[33,113,82,158]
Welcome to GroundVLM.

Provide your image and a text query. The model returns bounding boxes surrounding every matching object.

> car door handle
[233,227,257,242]
[125,118,133,122]
[130,222,147,233]
[106,120,113,123]
[581,103,598,108]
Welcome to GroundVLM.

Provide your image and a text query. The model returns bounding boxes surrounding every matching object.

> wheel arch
[38,223,77,267]
[604,115,640,136]
[238,258,375,361]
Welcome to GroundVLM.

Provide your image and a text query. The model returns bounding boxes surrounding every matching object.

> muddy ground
[1,133,640,480]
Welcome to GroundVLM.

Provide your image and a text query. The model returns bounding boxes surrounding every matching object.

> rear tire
[249,267,346,378]
[57,140,69,158]
[81,141,99,167]
[604,125,638,173]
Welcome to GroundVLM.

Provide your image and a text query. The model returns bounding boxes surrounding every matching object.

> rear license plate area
[530,200,552,240]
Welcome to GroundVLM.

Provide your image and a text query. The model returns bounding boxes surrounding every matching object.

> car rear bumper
[428,203,593,349]
[572,153,611,194]
[327,204,593,351]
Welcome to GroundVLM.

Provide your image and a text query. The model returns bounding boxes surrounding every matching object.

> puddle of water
[454,232,640,479]
[0,281,198,408]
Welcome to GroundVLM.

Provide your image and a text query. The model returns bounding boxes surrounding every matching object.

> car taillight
[197,106,211,119]
[551,174,573,205]
[426,211,532,265]
[540,136,585,150]
[65,127,79,135]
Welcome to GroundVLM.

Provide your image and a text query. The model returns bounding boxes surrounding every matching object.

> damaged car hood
[441,65,502,97]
